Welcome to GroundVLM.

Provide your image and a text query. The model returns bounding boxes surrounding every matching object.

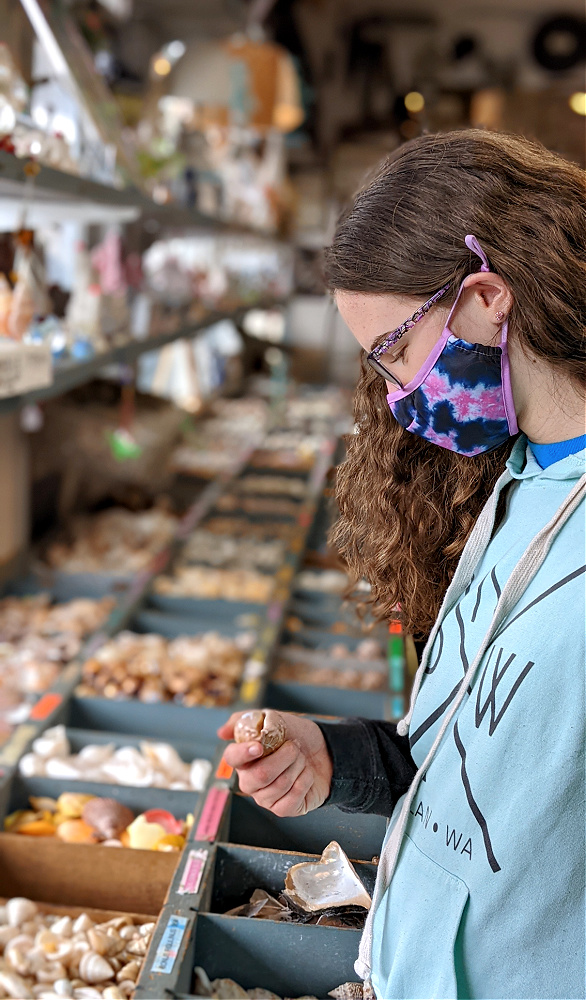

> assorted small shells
[5,792,191,851]
[273,659,386,692]
[43,506,178,575]
[234,711,286,756]
[77,632,247,707]
[0,898,153,998]
[0,596,114,743]
[154,567,274,604]
[181,531,286,572]
[194,967,318,1000]
[18,725,212,791]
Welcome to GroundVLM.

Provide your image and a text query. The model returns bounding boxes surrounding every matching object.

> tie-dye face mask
[386,236,518,456]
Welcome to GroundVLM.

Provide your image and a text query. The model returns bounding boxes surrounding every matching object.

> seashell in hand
[6,897,38,927]
[283,842,371,914]
[81,800,134,841]
[234,710,286,756]
[78,951,114,984]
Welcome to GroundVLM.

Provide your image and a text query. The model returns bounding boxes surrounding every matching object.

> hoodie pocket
[371,833,470,1000]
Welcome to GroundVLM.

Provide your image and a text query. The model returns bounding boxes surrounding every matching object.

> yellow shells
[56,793,96,818]
[126,815,166,851]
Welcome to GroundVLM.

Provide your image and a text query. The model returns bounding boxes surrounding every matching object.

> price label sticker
[30,692,62,721]
[194,786,230,842]
[178,849,208,895]
[216,758,233,780]
[267,601,283,623]
[150,914,189,975]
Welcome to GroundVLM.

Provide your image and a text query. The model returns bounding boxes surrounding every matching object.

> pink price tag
[194,786,229,842]
[178,848,208,895]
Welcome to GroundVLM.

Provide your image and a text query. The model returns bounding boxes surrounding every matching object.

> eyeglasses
[366,283,451,389]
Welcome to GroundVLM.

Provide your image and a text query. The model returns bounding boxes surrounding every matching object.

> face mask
[387,235,518,457]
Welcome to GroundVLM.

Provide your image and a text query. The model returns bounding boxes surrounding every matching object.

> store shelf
[0,150,279,235]
[0,303,278,414]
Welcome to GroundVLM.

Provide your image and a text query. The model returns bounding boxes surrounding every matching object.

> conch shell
[78,950,114,983]
[283,842,371,914]
[234,710,286,756]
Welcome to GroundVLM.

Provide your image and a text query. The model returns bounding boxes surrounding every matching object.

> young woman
[219,130,586,1000]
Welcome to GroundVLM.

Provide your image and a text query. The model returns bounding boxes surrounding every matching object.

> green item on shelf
[106,427,143,461]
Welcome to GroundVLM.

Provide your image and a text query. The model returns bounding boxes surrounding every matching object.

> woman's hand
[218,711,333,817]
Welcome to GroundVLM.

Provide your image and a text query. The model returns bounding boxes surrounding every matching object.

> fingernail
[249,744,263,757]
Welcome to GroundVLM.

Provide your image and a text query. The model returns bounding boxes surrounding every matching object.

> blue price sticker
[150,914,189,975]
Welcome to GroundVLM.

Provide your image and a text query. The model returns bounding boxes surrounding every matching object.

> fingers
[217,711,244,740]
[222,740,264,769]
[233,740,300,795]
[252,753,306,811]
[270,768,315,818]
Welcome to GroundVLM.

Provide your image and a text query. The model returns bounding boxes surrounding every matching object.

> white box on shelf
[0,341,52,399]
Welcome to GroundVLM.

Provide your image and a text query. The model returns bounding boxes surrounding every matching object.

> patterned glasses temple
[368,283,451,362]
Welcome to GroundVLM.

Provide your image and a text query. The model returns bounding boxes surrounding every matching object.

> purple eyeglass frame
[367,282,451,387]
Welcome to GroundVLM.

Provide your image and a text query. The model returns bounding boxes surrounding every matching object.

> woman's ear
[456,272,513,344]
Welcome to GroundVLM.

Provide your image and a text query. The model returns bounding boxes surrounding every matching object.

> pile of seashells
[0,596,114,744]
[6,792,191,851]
[0,897,153,999]
[19,726,212,791]
[76,632,247,707]
[44,507,178,575]
[235,476,307,499]
[182,531,286,572]
[154,566,274,604]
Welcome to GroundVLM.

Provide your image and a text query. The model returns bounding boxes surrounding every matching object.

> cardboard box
[0,341,52,399]
[0,833,177,914]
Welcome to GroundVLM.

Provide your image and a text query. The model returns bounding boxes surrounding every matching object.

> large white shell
[32,725,70,759]
[284,842,371,913]
[6,897,38,927]
[45,758,84,780]
[18,752,46,777]
[76,744,115,767]
[190,759,212,791]
[139,742,187,781]
[78,951,114,984]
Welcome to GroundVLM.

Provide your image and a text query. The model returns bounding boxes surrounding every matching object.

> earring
[495,310,505,322]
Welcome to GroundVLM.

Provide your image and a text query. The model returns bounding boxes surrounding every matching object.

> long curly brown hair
[324,129,586,639]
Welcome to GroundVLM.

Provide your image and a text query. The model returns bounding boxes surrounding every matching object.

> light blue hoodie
[364,438,586,999]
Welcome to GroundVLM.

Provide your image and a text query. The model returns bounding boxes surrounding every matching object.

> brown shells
[82,799,135,840]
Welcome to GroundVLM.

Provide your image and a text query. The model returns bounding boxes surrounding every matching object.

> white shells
[0,969,34,998]
[52,980,73,998]
[72,916,93,935]
[18,752,46,777]
[32,726,69,759]
[284,841,372,914]
[6,898,38,927]
[19,726,209,791]
[51,918,72,939]
[78,953,114,984]
[0,905,154,999]
[115,961,139,983]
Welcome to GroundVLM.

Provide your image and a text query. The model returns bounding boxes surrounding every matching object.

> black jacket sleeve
[316,718,417,818]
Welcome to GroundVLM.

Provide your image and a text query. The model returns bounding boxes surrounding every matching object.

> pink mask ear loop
[465,234,491,272]
[465,235,518,435]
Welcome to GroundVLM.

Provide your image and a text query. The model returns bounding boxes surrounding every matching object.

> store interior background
[2,0,585,392]
[0,4,583,996]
